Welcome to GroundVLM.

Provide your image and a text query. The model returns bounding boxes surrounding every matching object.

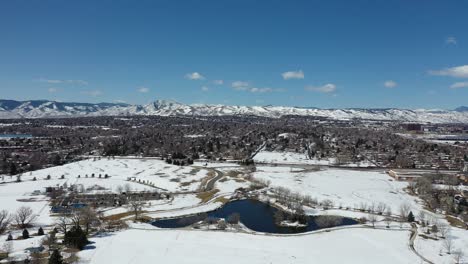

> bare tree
[385,208,392,217]
[116,185,124,194]
[443,235,454,254]
[124,183,132,194]
[1,241,13,259]
[78,207,99,234]
[42,230,57,249]
[56,216,70,234]
[439,224,450,239]
[128,198,146,221]
[384,217,392,228]
[369,214,378,227]
[359,202,368,211]
[417,211,426,225]
[15,206,36,228]
[399,203,411,221]
[453,249,464,264]
[376,202,387,215]
[0,210,12,234]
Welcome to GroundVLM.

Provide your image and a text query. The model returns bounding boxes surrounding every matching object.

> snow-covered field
[254,151,334,165]
[1,157,467,264]
[415,227,468,264]
[10,158,211,192]
[253,150,376,167]
[0,158,215,226]
[77,228,420,264]
[254,166,422,215]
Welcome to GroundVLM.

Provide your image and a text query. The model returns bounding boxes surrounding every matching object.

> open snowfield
[77,228,420,264]
[255,166,424,215]
[254,151,334,165]
[1,157,467,264]
[0,158,216,226]
[253,150,378,167]
[414,227,468,264]
[5,158,212,193]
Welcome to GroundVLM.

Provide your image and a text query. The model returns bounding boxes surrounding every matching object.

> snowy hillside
[1,99,468,123]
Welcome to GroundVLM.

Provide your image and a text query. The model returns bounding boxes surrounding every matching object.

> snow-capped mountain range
[1,99,468,123]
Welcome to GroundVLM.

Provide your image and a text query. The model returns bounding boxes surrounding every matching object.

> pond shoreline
[151,199,358,234]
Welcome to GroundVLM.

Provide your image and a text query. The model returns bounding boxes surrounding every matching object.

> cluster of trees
[409,176,467,228]
[0,206,37,235]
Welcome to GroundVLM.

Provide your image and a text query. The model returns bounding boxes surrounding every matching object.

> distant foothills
[0,99,468,123]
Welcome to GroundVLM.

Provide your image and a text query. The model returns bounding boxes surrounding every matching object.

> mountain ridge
[1,99,468,123]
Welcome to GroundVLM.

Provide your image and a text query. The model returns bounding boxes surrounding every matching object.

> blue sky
[1,0,468,109]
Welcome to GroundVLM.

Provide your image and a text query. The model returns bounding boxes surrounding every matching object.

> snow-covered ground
[3,158,211,193]
[414,227,468,264]
[253,150,377,167]
[0,231,45,262]
[76,228,420,264]
[254,166,423,216]
[254,151,334,165]
[1,156,467,264]
[0,158,216,227]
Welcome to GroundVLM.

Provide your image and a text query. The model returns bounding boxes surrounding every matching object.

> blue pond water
[151,199,358,234]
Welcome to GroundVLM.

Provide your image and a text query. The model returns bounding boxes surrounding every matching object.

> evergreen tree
[64,226,88,250]
[22,229,30,239]
[48,249,63,264]
[407,211,415,222]
[6,233,12,241]
[38,227,44,236]
[9,163,17,175]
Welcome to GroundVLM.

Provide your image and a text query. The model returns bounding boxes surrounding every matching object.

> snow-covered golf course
[0,156,467,263]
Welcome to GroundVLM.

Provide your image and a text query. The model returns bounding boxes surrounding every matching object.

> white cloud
[231,81,250,90]
[185,72,205,80]
[114,100,127,103]
[81,90,102,97]
[429,65,468,78]
[305,83,337,93]
[201,86,209,92]
[446,36,457,45]
[450,82,468,89]
[47,87,58,93]
[69,80,88,85]
[231,81,283,93]
[138,87,150,93]
[282,70,304,80]
[212,80,224,85]
[38,78,88,85]
[249,87,274,93]
[384,80,397,88]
